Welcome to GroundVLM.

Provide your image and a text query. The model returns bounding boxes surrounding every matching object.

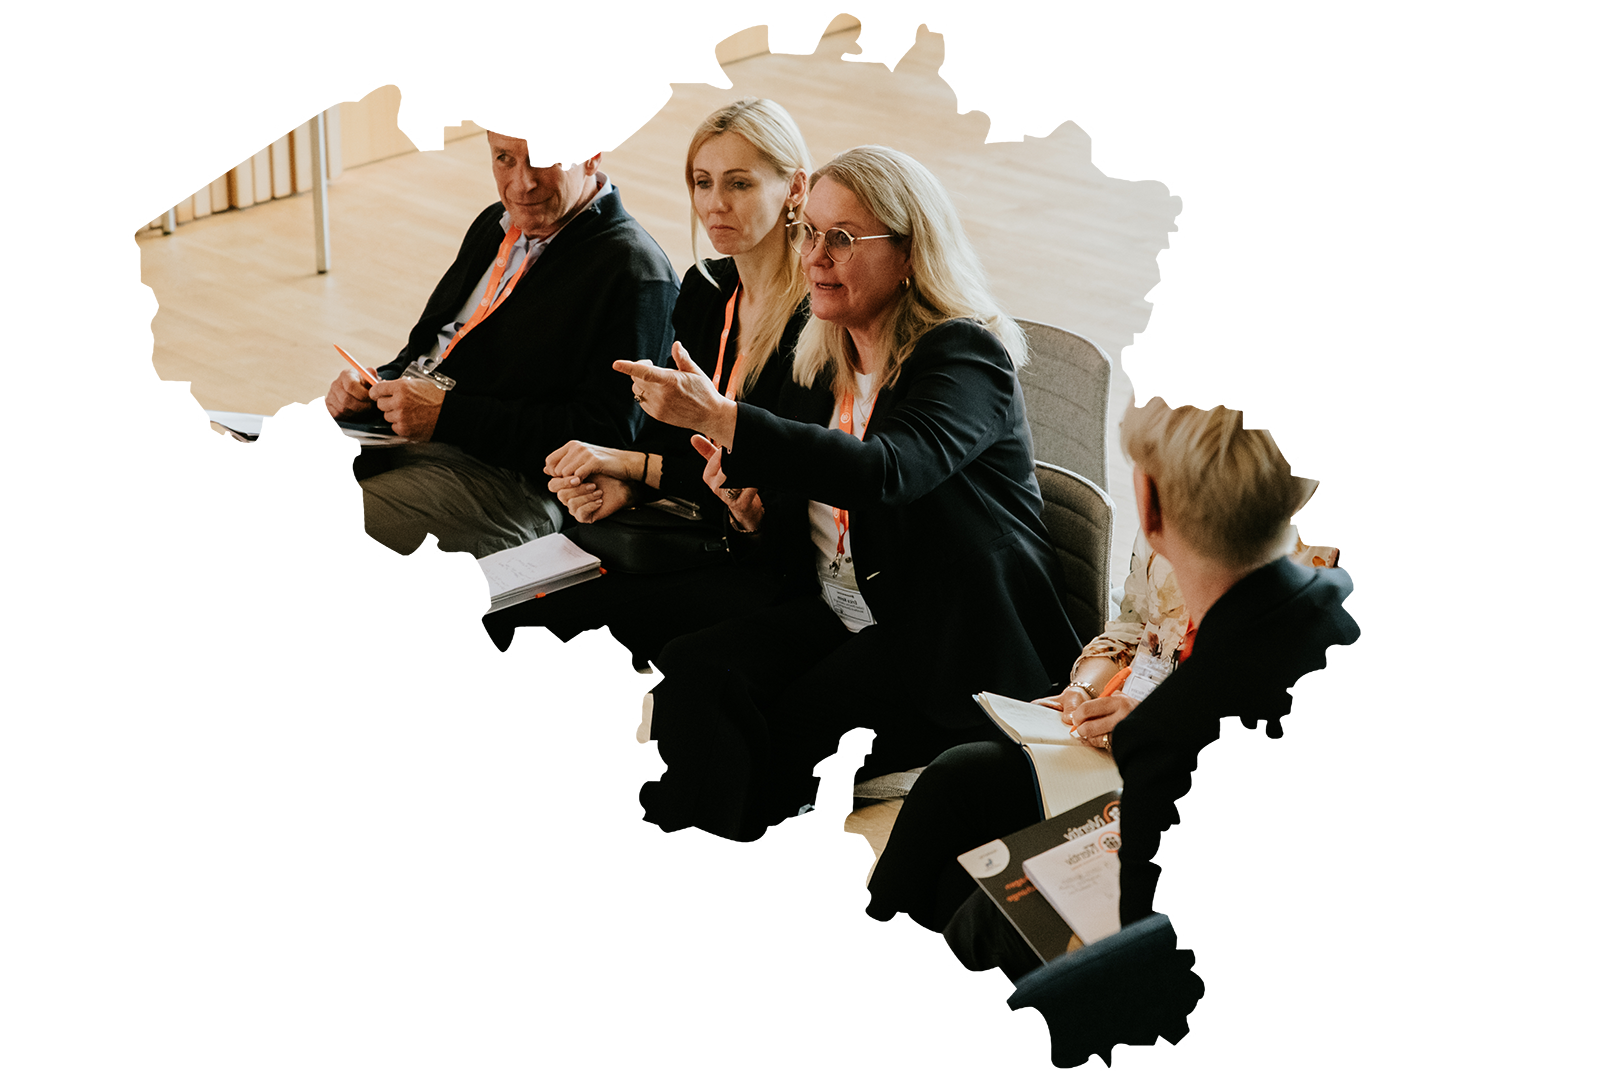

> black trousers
[392,557,784,751]
[642,594,998,842]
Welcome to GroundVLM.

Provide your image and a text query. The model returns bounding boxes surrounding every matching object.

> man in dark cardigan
[325,132,680,558]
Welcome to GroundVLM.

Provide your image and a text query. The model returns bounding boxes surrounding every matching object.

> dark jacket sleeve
[431,269,679,481]
[632,262,725,504]
[648,270,808,508]
[722,320,1017,509]
[378,202,505,382]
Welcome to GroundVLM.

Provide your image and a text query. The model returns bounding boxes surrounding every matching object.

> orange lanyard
[439,225,529,364]
[430,1016,498,1075]
[711,284,746,401]
[1178,619,1198,661]
[832,384,876,558]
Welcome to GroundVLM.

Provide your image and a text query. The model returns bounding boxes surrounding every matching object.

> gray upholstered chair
[965,854,1360,1075]
[1015,318,1112,491]
[1035,461,1113,645]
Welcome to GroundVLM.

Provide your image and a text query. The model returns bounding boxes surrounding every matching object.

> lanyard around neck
[831,380,877,559]
[439,225,529,364]
[711,283,746,401]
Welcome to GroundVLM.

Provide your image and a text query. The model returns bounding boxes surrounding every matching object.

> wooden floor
[126,10,1360,1075]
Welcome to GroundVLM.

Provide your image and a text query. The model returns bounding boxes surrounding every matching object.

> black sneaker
[130,735,196,819]
[302,880,374,977]
[127,819,260,919]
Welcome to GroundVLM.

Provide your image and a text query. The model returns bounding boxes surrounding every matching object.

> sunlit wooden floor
[126,10,1360,1075]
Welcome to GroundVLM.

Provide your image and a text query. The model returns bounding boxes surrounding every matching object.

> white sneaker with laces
[628,932,741,1003]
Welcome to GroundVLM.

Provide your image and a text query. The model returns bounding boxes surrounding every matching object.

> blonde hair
[684,98,812,397]
[1244,234,1360,417]
[791,145,1025,398]
[1120,397,1318,569]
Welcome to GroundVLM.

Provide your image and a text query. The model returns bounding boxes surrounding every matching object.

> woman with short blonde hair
[1120,397,1316,570]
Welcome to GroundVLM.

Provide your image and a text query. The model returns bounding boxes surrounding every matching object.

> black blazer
[723,318,1082,726]
[637,259,806,515]
[1108,563,1360,926]
[378,190,681,485]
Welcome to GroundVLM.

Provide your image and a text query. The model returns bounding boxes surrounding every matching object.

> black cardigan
[722,318,1082,726]
[636,258,805,515]
[378,190,681,485]
[1108,563,1360,926]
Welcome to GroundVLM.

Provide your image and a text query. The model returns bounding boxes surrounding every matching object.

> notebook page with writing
[477,534,599,600]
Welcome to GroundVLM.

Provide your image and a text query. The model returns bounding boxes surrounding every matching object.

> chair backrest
[972,854,1367,1075]
[1035,461,1113,645]
[1015,318,1112,491]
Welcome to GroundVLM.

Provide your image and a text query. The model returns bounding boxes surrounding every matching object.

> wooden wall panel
[270,135,292,198]
[251,147,272,203]
[290,123,313,192]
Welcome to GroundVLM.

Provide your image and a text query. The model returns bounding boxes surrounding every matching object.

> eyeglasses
[786,221,895,263]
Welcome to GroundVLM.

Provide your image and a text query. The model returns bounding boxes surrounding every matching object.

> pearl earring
[408,952,427,997]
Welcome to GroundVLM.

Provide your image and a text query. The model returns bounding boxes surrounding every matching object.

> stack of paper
[477,534,603,613]
[1022,820,1124,946]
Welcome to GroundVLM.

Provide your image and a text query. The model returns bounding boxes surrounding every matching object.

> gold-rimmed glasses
[786,221,895,263]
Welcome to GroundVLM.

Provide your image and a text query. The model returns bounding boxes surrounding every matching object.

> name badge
[818,558,875,631]
[1119,618,1182,701]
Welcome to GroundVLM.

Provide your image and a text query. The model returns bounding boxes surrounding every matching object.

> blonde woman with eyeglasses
[617,146,1080,842]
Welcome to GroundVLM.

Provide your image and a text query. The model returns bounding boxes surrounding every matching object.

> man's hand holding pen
[371,376,445,441]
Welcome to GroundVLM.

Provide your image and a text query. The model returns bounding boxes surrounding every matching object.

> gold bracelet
[1069,680,1101,700]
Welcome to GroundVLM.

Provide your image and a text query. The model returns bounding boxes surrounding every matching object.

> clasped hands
[324,368,444,441]
[1033,685,1137,751]
[538,342,761,531]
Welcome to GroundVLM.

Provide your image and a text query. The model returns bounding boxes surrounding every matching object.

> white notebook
[477,534,602,612]
[974,692,1125,818]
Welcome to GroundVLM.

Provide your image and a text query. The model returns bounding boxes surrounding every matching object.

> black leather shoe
[129,819,262,919]
[129,735,197,819]
[304,880,372,977]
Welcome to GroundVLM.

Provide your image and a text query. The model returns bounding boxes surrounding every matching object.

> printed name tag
[1119,618,1182,701]
[818,559,875,631]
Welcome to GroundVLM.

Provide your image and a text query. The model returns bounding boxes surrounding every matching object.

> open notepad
[477,533,602,613]
[974,692,1124,818]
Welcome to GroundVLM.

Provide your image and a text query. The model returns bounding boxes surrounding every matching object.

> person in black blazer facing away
[483,99,813,664]
[616,145,1082,842]
[866,399,1360,990]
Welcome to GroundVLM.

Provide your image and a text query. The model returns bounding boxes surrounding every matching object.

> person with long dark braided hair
[354,725,758,1075]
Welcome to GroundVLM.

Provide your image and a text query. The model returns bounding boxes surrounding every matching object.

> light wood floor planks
[132,12,1360,1068]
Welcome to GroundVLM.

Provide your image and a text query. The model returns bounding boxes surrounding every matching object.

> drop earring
[408,952,427,997]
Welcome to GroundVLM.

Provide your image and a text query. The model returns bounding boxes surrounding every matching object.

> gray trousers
[145,443,563,799]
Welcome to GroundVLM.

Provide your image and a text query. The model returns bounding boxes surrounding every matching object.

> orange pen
[333,344,379,387]
[1099,667,1131,698]
[1068,666,1131,740]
